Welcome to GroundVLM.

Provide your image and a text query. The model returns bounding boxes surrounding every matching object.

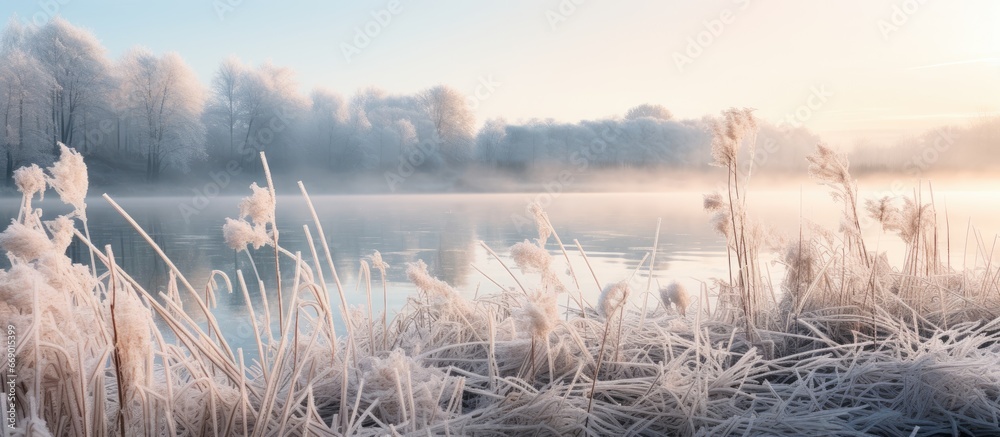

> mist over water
[4,3,1000,434]
[5,183,1000,359]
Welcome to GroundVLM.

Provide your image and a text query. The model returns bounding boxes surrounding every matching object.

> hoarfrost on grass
[46,143,89,216]
[239,182,276,227]
[660,281,690,317]
[222,217,270,250]
[4,143,1000,436]
[598,281,629,317]
[0,221,55,262]
[13,164,46,203]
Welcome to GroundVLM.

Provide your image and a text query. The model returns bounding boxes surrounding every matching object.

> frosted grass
[2,133,1000,435]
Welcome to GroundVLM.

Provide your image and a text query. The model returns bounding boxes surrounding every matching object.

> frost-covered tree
[246,62,306,170]
[300,86,477,174]
[203,56,244,160]
[419,85,475,166]
[479,115,714,171]
[379,117,418,171]
[203,59,306,169]
[475,118,507,168]
[28,18,114,153]
[118,48,206,181]
[303,87,349,168]
[625,103,673,121]
[0,47,54,186]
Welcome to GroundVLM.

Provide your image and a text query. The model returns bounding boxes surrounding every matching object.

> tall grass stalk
[480,240,528,295]
[297,181,354,353]
[259,153,283,328]
[6,150,1000,435]
[105,245,128,437]
[641,218,662,325]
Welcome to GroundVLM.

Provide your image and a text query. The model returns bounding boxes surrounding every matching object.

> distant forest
[1,18,997,193]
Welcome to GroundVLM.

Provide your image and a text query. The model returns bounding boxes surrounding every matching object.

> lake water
[3,184,1000,359]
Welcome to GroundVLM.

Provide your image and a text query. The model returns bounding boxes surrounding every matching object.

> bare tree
[29,18,114,153]
[119,48,206,181]
[204,56,245,160]
[475,118,507,168]
[0,48,53,185]
[203,59,305,169]
[305,88,349,168]
[419,85,475,166]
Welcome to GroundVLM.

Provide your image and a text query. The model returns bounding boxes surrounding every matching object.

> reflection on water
[3,189,1000,359]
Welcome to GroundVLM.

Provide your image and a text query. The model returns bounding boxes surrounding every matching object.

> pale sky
[3,0,998,147]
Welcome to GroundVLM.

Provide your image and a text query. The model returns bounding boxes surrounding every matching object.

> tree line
[6,17,934,190]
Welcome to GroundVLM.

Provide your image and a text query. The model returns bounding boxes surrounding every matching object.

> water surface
[3,188,999,359]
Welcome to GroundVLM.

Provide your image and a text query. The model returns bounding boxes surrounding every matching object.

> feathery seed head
[528,203,552,245]
[239,182,276,227]
[45,215,75,254]
[13,164,46,202]
[46,144,89,216]
[369,250,389,273]
[703,192,726,212]
[405,259,471,314]
[710,210,732,238]
[222,218,269,250]
[807,144,851,188]
[710,108,758,169]
[111,285,152,401]
[865,195,900,232]
[598,281,630,317]
[660,281,691,317]
[510,240,551,272]
[0,220,54,262]
[523,291,558,338]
